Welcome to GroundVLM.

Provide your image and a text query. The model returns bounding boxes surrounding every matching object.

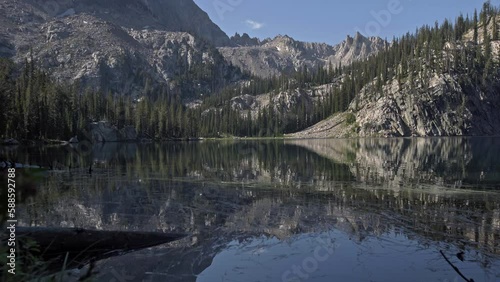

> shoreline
[2,135,500,147]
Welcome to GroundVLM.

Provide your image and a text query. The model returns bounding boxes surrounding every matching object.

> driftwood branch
[8,227,187,273]
[439,250,475,282]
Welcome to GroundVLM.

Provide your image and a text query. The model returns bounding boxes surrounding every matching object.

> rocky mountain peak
[263,35,303,54]
[271,34,295,42]
[333,32,386,64]
[231,32,260,47]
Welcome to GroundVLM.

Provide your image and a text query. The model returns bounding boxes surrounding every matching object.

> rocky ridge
[18,0,232,46]
[220,32,387,78]
[228,83,337,120]
[0,0,386,102]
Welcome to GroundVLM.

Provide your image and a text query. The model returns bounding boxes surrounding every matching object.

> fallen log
[11,227,187,271]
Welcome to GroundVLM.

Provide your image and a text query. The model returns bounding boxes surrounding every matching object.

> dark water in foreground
[3,137,500,281]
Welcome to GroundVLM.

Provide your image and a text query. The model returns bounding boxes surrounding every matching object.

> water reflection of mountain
[288,137,500,189]
[11,138,500,280]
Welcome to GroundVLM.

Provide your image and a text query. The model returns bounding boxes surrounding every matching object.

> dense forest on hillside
[1,2,499,140]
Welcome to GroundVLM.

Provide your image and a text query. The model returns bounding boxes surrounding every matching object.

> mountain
[220,32,387,78]
[0,0,389,141]
[230,33,261,47]
[0,0,383,99]
[290,71,500,138]
[1,1,499,140]
[289,13,500,138]
[0,0,238,97]
[2,0,232,46]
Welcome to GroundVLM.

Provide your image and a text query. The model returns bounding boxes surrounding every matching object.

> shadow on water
[2,137,499,281]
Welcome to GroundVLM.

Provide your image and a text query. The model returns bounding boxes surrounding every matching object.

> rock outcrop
[228,83,338,124]
[230,33,261,47]
[290,71,500,138]
[88,122,137,143]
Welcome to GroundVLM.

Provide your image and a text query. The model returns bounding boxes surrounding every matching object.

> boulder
[119,126,138,141]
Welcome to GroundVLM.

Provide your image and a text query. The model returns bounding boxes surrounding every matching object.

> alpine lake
[3,137,500,282]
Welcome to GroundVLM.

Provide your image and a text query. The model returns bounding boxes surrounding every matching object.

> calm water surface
[3,137,500,282]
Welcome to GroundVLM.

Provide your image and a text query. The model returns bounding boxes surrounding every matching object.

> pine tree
[484,33,492,61]
[483,33,493,83]
[493,15,498,41]
[473,9,479,43]
[483,11,489,44]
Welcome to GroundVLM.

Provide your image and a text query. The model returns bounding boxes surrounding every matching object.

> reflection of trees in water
[288,137,500,188]
[10,137,497,188]
[1,141,356,184]
[21,173,499,258]
[14,138,500,268]
[22,174,500,280]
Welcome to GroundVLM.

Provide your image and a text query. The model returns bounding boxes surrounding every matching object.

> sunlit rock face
[0,0,237,97]
[3,0,231,46]
[220,33,386,78]
[351,74,500,137]
[291,71,500,138]
[289,19,500,138]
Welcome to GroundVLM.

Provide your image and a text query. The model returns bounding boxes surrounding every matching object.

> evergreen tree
[493,14,499,41]
[474,9,479,43]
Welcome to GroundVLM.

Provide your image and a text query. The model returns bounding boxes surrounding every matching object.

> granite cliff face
[228,83,337,121]
[290,70,500,138]
[0,0,236,97]
[220,32,387,78]
[6,0,232,46]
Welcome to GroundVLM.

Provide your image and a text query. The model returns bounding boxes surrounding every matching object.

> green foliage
[474,9,479,43]
[345,113,356,125]
[493,15,499,41]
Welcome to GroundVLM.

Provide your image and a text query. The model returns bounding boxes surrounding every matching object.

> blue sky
[194,0,497,44]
